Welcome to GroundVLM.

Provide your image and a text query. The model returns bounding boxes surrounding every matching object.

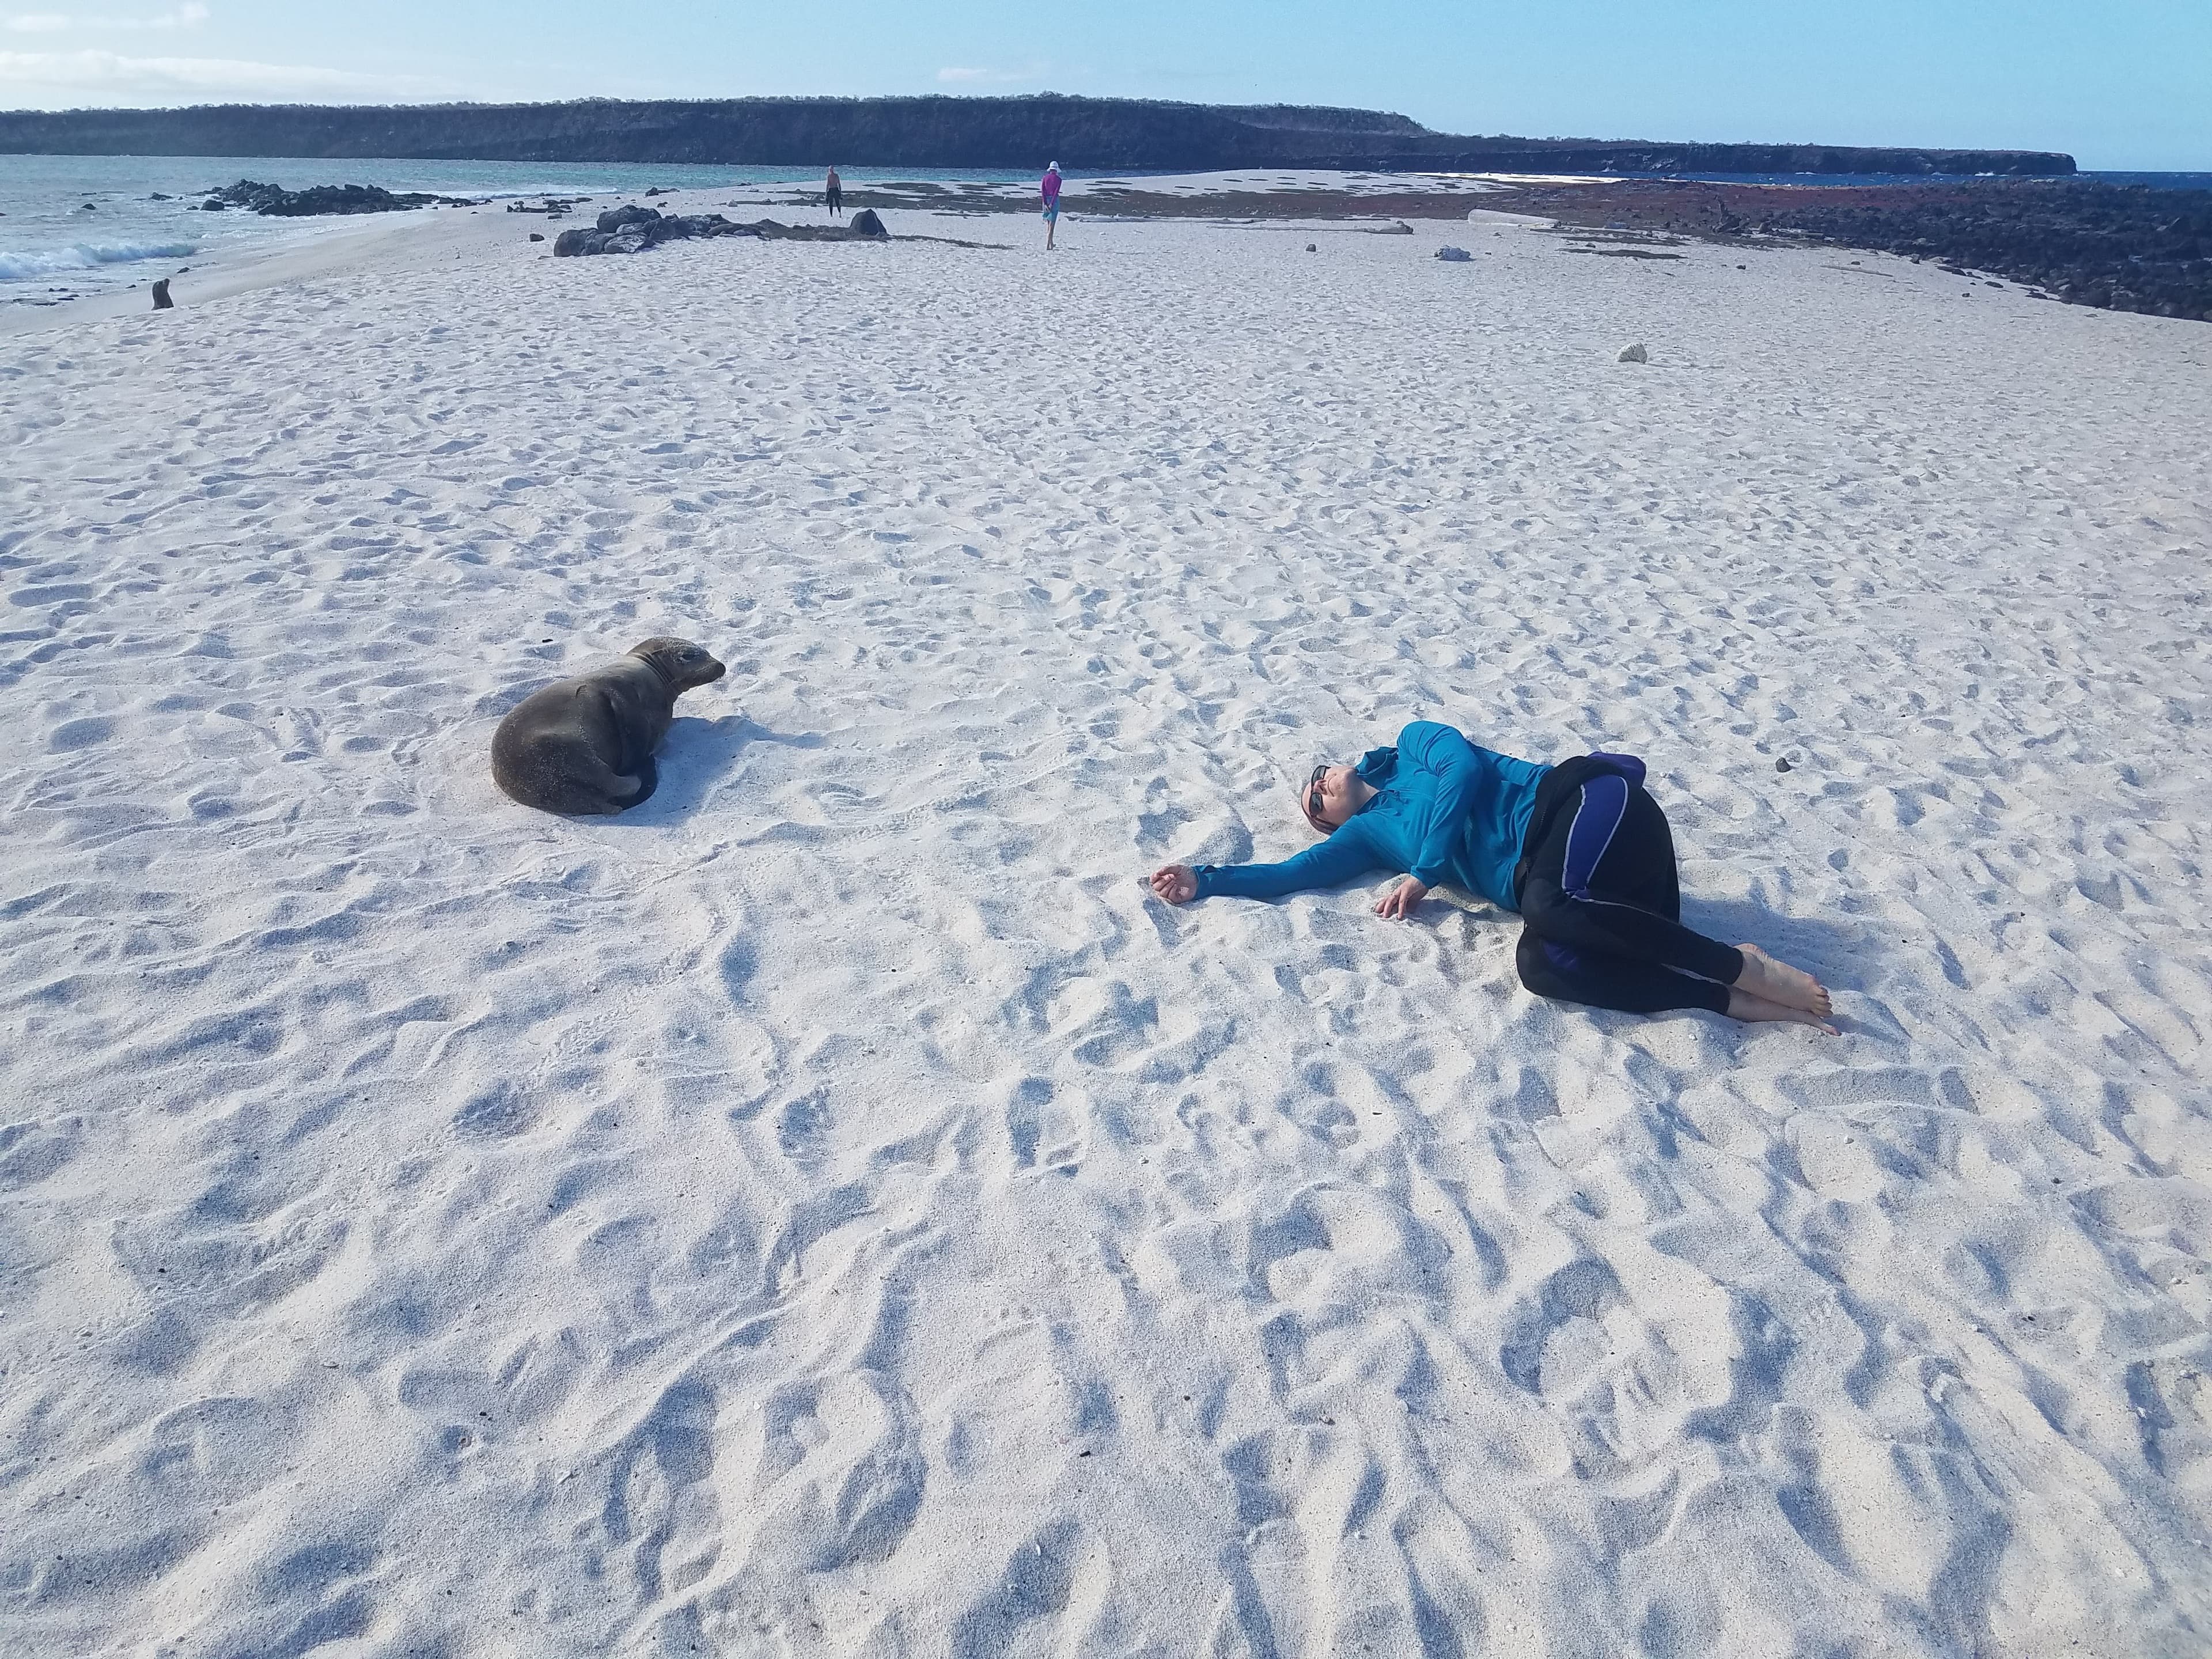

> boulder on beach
[596,204,661,234]
[1618,342,1650,363]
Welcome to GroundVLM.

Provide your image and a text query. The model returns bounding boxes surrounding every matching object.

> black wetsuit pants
[827,185,843,214]
[1512,757,1743,1016]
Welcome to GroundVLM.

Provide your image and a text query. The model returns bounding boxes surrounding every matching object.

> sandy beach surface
[3,182,2210,1657]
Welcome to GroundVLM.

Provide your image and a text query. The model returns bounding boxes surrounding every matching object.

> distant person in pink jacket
[1041,161,1062,249]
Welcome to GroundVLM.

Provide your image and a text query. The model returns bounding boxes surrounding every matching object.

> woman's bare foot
[1726,986,1839,1033]
[1733,942,1832,1020]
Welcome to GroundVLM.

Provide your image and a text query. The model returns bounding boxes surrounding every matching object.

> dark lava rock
[554,203,915,257]
[595,203,662,233]
[528,232,544,243]
[199,199,226,211]
[1509,176,2212,323]
[1775,756,1793,773]
[149,191,170,200]
[556,209,750,256]
[202,179,480,217]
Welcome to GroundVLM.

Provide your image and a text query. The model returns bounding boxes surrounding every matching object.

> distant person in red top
[1041,161,1062,249]
[825,165,843,218]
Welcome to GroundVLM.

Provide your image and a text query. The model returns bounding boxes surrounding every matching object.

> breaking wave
[0,241,199,282]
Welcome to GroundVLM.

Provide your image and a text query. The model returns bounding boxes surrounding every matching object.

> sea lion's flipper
[624,755,660,807]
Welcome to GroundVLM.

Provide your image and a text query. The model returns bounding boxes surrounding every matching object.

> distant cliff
[0,94,2076,177]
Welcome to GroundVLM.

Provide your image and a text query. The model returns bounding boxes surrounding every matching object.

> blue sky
[2,1,2205,169]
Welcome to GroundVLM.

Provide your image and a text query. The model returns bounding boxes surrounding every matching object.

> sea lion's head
[629,637,727,692]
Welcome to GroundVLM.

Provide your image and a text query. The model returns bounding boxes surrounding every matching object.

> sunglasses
[1307,763,1328,825]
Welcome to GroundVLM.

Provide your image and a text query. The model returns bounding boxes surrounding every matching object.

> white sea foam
[0,239,198,282]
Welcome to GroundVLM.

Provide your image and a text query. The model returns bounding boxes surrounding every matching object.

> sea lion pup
[491,638,726,815]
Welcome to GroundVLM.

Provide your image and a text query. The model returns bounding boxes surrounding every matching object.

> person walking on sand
[825,165,843,218]
[1041,161,1063,249]
[1149,723,1838,1030]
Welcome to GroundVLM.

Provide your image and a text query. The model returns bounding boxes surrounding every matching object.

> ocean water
[5,153,2206,308]
[0,154,1032,307]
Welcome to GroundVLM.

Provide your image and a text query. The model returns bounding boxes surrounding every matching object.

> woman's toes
[1738,943,1829,1014]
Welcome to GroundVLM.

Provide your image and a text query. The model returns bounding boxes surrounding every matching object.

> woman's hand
[1150,863,1198,905]
[1375,876,1429,920]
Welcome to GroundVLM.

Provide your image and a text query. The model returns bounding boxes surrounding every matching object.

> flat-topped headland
[0,93,2074,177]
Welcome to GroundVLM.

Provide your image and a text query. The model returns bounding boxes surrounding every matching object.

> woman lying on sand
[1150,722,1836,1031]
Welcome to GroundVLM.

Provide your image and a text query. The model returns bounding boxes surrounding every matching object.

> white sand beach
[3,184,2210,1657]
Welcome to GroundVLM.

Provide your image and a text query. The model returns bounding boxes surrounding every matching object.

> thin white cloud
[5,3,208,31]
[936,63,1049,86]
[0,47,433,103]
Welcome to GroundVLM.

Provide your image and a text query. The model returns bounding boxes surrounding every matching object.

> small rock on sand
[1436,246,1471,262]
[1618,343,1649,363]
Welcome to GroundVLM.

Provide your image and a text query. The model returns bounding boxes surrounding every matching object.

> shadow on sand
[607,714,824,824]
[1680,895,1860,994]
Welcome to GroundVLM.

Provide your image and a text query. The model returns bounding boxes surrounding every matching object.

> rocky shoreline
[1501,177,2211,322]
[150,173,2211,325]
[957,175,2206,324]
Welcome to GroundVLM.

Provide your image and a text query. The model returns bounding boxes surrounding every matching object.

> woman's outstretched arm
[1151,823,1385,906]
[1395,721,1482,888]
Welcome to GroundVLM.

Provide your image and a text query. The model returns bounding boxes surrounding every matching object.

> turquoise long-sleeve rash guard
[1192,722,1551,911]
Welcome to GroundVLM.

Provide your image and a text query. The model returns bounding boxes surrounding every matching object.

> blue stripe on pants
[1562,772,1632,899]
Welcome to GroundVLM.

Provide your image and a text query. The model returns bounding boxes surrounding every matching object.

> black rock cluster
[554,204,755,256]
[553,203,890,256]
[198,179,480,217]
